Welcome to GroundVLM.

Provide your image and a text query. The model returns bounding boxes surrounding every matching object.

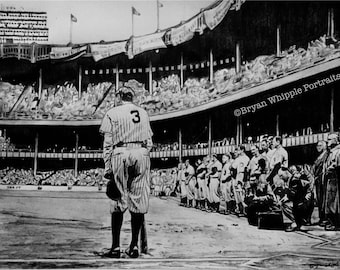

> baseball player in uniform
[268,136,288,187]
[208,154,222,212]
[100,86,153,259]
[220,153,233,214]
[178,162,188,206]
[205,156,213,211]
[231,145,250,216]
[184,159,196,207]
[196,158,207,209]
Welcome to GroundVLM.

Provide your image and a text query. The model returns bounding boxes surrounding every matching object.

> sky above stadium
[1,0,214,44]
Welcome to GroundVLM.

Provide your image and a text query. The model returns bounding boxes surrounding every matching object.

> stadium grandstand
[0,0,340,185]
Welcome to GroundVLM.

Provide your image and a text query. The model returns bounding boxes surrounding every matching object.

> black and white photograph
[1,0,340,269]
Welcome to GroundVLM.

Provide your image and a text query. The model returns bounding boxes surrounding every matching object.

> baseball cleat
[125,246,139,258]
[101,247,121,258]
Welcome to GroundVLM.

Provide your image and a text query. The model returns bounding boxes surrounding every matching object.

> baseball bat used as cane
[140,217,148,254]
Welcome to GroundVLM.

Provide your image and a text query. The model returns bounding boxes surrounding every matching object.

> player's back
[105,103,152,145]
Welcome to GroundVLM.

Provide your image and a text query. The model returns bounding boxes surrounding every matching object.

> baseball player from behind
[100,86,153,259]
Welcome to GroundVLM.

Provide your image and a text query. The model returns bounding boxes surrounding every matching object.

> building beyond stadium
[0,7,48,44]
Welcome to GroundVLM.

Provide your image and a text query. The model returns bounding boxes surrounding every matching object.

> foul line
[0,257,253,263]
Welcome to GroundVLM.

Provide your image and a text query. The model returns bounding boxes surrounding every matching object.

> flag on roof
[71,14,77,22]
[132,6,141,16]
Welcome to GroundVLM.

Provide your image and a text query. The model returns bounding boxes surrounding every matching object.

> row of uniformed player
[177,136,288,216]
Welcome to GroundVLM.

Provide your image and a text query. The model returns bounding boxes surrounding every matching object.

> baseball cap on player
[117,86,135,101]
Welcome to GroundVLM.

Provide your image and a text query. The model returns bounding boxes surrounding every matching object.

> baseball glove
[105,172,121,200]
[211,166,218,175]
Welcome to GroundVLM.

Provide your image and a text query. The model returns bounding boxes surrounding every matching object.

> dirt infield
[1,189,340,269]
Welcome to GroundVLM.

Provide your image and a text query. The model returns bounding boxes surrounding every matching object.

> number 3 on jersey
[130,110,140,123]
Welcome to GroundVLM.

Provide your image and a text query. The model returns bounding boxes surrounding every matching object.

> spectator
[324,133,340,231]
[312,140,328,226]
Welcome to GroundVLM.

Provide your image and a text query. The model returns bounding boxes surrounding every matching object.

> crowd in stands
[0,165,177,195]
[0,36,339,120]
[0,130,14,151]
[150,168,178,197]
[0,168,106,187]
[175,134,340,232]
[0,168,37,185]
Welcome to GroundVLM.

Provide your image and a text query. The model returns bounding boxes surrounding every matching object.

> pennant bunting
[126,31,166,59]
[90,41,127,62]
[169,13,206,46]
[204,0,233,30]
[50,45,87,61]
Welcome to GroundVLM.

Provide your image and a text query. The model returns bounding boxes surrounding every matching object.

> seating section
[0,36,338,120]
[0,167,177,194]
[0,168,105,186]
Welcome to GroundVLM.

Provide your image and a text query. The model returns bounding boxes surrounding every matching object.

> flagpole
[132,8,134,37]
[156,0,160,31]
[131,7,134,56]
[70,15,73,44]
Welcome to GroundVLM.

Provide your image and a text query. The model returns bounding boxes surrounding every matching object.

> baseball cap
[117,86,135,97]
[327,133,339,141]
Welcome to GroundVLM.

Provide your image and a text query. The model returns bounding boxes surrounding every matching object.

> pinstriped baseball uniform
[100,102,153,214]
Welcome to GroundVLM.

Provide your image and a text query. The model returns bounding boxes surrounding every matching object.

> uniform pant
[204,177,211,202]
[109,146,150,214]
[186,178,196,201]
[220,181,234,200]
[220,182,227,202]
[209,177,220,203]
[180,181,187,198]
[225,181,234,202]
[233,179,245,205]
[197,178,206,200]
[315,177,325,221]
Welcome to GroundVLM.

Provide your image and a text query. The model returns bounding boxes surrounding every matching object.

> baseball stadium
[1,0,340,268]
